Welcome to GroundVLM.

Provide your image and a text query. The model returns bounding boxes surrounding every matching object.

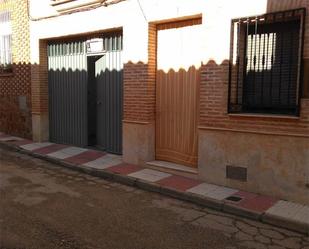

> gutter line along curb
[0,141,307,235]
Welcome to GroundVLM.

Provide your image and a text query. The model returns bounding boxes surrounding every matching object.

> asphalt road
[0,148,308,249]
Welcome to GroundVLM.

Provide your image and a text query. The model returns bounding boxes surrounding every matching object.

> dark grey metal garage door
[48,34,123,153]
[48,41,88,147]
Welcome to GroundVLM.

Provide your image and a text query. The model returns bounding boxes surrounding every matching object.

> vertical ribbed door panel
[48,41,88,147]
[95,50,123,154]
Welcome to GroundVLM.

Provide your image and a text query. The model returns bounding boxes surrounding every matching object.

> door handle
[97,101,102,105]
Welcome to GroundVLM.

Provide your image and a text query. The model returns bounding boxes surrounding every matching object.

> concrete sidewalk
[0,132,308,235]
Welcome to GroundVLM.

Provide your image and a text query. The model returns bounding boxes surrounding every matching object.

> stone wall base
[198,129,309,205]
[123,122,155,166]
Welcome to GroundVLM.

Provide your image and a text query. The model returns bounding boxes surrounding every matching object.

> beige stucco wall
[198,129,309,205]
[123,122,155,165]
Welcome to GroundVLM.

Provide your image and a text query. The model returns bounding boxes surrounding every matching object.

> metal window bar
[228,8,306,115]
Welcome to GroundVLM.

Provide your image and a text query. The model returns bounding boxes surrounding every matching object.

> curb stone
[185,192,223,211]
[113,173,137,186]
[0,142,19,152]
[262,213,309,236]
[223,202,262,220]
[0,141,308,235]
[135,179,162,193]
[160,186,193,202]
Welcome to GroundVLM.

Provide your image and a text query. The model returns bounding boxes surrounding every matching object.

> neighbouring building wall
[0,0,32,138]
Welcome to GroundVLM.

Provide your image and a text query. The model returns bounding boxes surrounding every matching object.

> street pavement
[0,148,308,249]
[1,133,308,235]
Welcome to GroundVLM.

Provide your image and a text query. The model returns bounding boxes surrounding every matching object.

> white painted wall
[29,0,268,65]
[157,24,204,72]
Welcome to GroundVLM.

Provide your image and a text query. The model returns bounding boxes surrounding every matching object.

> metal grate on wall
[228,8,306,115]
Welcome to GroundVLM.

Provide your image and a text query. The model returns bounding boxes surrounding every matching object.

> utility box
[86,38,105,54]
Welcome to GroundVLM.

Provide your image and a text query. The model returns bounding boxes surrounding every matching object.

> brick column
[31,40,49,142]
[122,23,157,165]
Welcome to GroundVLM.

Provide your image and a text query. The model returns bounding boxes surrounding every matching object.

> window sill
[228,113,300,120]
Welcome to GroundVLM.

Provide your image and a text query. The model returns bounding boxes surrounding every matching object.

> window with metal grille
[228,8,306,115]
[0,10,12,73]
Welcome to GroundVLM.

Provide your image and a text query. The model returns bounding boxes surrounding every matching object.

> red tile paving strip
[9,139,33,146]
[106,163,142,175]
[229,191,278,212]
[64,150,106,164]
[33,144,69,155]
[156,175,202,192]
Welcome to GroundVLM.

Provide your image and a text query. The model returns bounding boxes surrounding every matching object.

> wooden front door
[156,19,202,168]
